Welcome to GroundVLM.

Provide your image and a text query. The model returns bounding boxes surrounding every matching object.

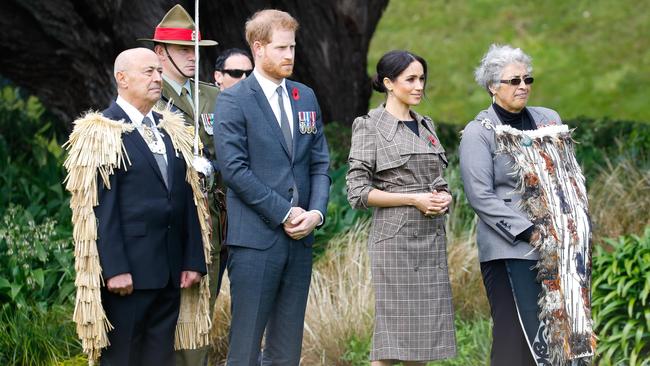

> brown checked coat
[346,105,457,361]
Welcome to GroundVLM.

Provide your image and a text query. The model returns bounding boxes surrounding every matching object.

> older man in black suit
[95,47,205,365]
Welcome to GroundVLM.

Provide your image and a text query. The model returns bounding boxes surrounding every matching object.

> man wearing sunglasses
[214,48,254,91]
[138,4,224,366]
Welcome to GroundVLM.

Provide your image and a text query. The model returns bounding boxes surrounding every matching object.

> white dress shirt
[252,69,323,226]
[253,68,294,135]
[116,96,167,163]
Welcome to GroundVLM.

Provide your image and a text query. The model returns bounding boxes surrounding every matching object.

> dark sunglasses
[500,77,534,86]
[221,69,253,78]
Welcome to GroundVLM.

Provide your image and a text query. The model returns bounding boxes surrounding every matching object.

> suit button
[167,225,171,230]
[414,266,419,272]
[412,230,418,237]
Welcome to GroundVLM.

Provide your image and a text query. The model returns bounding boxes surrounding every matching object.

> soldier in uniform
[138,5,224,366]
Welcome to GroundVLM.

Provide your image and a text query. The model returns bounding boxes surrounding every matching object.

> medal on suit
[201,113,215,136]
[298,111,317,134]
[142,125,166,155]
[298,111,307,134]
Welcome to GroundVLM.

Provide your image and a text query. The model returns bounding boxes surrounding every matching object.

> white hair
[474,44,533,95]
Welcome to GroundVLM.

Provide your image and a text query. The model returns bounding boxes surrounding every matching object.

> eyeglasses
[221,69,253,78]
[500,77,534,86]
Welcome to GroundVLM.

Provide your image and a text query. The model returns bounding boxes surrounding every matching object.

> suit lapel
[111,104,167,188]
[286,81,299,160]
[527,107,549,128]
[250,76,291,158]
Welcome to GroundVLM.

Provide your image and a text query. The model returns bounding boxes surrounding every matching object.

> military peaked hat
[138,4,217,46]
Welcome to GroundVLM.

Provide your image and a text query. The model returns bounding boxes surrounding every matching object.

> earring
[492,94,495,103]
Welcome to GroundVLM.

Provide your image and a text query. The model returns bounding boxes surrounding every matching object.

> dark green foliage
[314,164,372,258]
[0,87,79,363]
[0,205,75,311]
[341,334,372,365]
[0,205,79,364]
[314,122,372,258]
[0,86,70,222]
[567,117,650,177]
[592,228,650,365]
[324,120,353,170]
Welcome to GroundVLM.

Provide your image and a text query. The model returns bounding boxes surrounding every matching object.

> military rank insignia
[298,111,317,134]
[201,113,215,135]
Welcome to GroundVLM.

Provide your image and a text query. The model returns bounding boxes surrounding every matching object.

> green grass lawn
[367,0,650,125]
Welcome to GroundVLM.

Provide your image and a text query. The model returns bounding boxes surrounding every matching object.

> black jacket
[94,102,205,289]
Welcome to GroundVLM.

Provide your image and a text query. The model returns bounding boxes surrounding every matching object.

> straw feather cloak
[494,124,596,364]
[63,108,212,364]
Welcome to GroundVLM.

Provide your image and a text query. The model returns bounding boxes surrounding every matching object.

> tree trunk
[0,0,387,129]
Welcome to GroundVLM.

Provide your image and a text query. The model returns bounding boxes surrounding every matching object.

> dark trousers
[481,259,538,366]
[101,280,180,366]
[226,240,312,366]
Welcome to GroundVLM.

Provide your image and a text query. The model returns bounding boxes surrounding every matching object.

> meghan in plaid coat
[345,50,456,365]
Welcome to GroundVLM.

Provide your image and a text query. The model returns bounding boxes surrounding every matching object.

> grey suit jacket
[459,105,562,262]
[213,74,330,249]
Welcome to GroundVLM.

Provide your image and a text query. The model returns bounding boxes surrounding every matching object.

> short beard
[261,58,293,81]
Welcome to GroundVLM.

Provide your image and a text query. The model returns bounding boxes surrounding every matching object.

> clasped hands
[283,207,320,240]
[413,190,452,217]
[106,270,202,296]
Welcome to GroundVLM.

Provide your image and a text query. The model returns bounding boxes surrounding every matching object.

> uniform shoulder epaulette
[198,80,218,88]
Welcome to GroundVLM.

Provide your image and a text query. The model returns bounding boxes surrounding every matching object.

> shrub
[0,305,80,366]
[592,227,650,365]
[444,160,477,241]
[0,86,70,223]
[568,117,650,178]
[588,157,650,240]
[314,165,372,257]
[0,205,75,311]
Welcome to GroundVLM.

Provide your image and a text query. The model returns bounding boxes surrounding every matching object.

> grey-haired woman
[459,44,562,365]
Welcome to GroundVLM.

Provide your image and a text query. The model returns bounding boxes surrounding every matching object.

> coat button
[412,230,418,237]
[414,265,419,272]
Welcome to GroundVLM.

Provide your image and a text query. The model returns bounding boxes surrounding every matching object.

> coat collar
[106,102,172,190]
[368,104,428,142]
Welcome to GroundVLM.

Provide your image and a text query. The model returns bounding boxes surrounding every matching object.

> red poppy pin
[291,87,300,101]
[427,135,437,146]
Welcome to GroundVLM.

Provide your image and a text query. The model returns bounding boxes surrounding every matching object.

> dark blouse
[402,120,419,136]
[493,103,536,131]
